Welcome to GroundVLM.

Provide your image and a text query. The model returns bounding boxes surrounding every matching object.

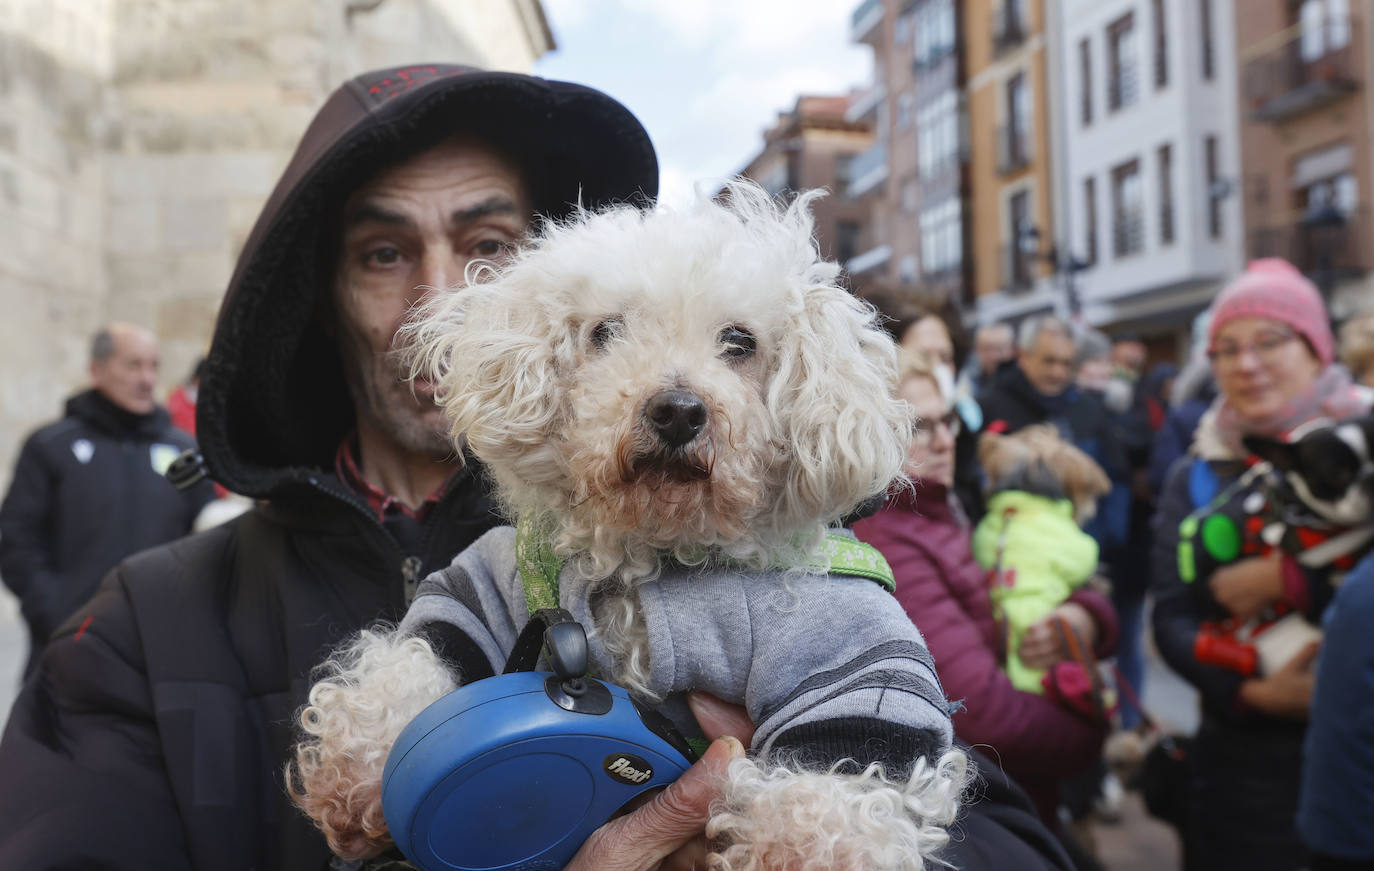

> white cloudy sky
[534,0,872,207]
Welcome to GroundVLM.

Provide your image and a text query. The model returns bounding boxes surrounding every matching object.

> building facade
[0,0,553,489]
[845,0,969,313]
[964,0,1060,323]
[1048,0,1244,344]
[736,95,874,266]
[1236,0,1374,323]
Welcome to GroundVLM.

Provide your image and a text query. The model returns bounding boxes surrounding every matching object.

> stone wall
[0,0,552,491]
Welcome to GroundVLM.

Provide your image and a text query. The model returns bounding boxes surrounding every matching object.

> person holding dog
[854,347,1118,865]
[0,64,725,871]
[1151,258,1374,871]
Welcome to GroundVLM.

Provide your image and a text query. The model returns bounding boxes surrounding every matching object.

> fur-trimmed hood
[195,65,659,498]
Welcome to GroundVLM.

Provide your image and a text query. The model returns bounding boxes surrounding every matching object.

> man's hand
[1019,602,1098,670]
[563,693,755,871]
[1238,641,1320,720]
[1210,553,1284,624]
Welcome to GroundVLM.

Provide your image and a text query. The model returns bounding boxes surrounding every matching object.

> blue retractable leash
[381,607,695,871]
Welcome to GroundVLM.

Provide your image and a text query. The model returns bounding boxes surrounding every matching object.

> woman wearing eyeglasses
[853,349,1119,859]
[1150,258,1373,871]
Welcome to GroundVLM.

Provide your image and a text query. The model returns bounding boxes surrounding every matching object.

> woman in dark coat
[1150,259,1373,871]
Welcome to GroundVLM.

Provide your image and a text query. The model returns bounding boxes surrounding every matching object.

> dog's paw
[287,628,457,860]
[706,750,968,871]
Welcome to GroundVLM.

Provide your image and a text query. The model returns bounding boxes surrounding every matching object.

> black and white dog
[1243,415,1374,570]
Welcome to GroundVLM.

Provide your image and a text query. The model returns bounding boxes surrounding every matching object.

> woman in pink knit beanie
[1150,257,1373,871]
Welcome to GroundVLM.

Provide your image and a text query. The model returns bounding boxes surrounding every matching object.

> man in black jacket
[0,65,661,871]
[0,322,213,675]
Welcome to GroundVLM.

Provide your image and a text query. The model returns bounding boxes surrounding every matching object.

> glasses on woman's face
[912,410,961,447]
[1207,328,1299,370]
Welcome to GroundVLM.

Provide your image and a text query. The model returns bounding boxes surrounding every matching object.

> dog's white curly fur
[288,629,456,860]
[709,752,968,871]
[292,180,965,868]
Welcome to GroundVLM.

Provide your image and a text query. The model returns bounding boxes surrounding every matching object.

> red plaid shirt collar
[334,437,452,524]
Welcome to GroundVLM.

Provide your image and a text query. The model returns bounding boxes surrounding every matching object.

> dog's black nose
[646,389,707,447]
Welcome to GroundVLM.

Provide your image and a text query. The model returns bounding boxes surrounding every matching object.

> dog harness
[515,517,896,616]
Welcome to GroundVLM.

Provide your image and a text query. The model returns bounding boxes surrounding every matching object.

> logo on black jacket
[602,753,653,785]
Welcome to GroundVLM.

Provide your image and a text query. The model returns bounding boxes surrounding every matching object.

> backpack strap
[515,517,896,604]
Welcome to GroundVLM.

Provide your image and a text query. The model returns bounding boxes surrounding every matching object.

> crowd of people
[0,61,1372,871]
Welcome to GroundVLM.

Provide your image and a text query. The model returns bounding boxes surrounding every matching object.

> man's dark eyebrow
[344,202,415,232]
[452,197,523,225]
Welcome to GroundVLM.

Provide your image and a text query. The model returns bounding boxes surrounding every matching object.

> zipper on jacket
[401,555,423,604]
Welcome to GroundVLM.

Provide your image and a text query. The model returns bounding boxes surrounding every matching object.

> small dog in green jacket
[972,425,1111,694]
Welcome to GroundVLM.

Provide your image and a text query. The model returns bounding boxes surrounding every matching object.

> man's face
[1019,329,1076,398]
[91,327,160,415]
[1112,340,1147,376]
[333,137,531,459]
[976,327,1014,375]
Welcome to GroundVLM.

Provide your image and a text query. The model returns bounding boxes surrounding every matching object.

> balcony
[847,142,889,198]
[1000,243,1035,292]
[845,80,887,123]
[851,0,883,44]
[996,125,1033,175]
[1244,20,1361,122]
[992,5,1028,57]
[1248,206,1370,282]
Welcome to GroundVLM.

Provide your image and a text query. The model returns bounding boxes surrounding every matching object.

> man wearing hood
[0,322,214,676]
[0,65,670,870]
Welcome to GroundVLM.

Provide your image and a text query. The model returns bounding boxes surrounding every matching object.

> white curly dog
[289,181,968,869]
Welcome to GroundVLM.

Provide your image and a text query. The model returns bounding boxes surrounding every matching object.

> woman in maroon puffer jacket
[854,349,1118,826]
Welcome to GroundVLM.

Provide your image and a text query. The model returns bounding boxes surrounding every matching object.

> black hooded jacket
[0,65,657,871]
[0,390,211,640]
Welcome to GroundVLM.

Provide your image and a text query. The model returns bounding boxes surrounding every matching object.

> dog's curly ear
[766,286,910,531]
[401,277,563,465]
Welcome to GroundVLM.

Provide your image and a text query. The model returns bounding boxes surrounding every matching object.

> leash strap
[515,517,896,613]
[1052,615,1110,722]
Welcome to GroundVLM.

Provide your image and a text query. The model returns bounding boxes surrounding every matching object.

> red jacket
[854,482,1118,823]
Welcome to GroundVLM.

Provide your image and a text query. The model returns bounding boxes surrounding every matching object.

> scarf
[1194,365,1374,461]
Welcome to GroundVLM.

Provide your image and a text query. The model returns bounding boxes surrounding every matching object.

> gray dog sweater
[400,525,955,774]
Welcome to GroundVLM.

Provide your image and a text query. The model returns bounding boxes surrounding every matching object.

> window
[1299,0,1351,62]
[1003,72,1031,171]
[921,197,963,278]
[1200,0,1214,80]
[914,0,957,69]
[896,9,913,45]
[1152,0,1167,88]
[1079,38,1093,126]
[1112,159,1144,257]
[1205,135,1221,239]
[1158,143,1175,244]
[917,91,961,180]
[900,254,919,284]
[836,220,860,264]
[1293,143,1358,216]
[1107,13,1139,111]
[1008,190,1033,287]
[1084,177,1098,266]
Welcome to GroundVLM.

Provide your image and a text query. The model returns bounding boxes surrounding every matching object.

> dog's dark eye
[591,317,623,350]
[719,325,756,360]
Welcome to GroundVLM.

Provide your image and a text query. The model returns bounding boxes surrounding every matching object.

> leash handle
[504,608,588,678]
